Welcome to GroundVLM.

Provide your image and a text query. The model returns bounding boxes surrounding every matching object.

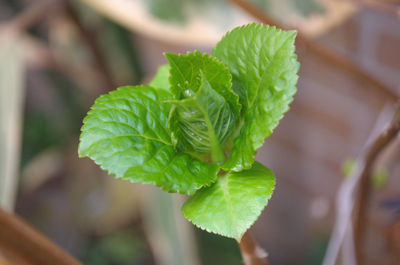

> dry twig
[0,208,83,265]
[322,104,400,265]
[353,105,400,264]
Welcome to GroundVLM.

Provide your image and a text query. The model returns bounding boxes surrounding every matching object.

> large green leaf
[182,162,275,241]
[165,51,241,163]
[79,85,218,194]
[213,23,299,171]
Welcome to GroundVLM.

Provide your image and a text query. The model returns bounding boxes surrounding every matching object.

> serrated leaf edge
[78,85,218,195]
[164,50,241,113]
[182,166,276,241]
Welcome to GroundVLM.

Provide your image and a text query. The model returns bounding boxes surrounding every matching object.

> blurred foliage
[341,157,356,177]
[84,231,149,265]
[144,0,325,24]
[306,235,329,265]
[372,167,389,189]
[12,0,150,261]
[341,158,389,189]
[141,188,200,265]
[196,229,242,265]
[21,70,86,166]
[146,0,215,24]
[250,0,325,17]
[97,20,144,85]
[21,112,65,166]
[147,0,187,23]
[292,0,325,16]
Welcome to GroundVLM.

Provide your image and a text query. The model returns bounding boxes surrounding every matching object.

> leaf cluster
[79,23,299,240]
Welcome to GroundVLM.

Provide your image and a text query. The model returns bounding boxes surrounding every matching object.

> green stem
[210,142,225,165]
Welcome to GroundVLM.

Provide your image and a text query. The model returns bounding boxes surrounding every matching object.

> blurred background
[1,0,400,265]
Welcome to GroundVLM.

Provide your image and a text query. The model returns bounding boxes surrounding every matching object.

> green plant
[79,23,299,260]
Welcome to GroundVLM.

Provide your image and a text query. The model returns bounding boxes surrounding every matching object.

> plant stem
[239,230,270,265]
[322,104,400,265]
[353,105,400,264]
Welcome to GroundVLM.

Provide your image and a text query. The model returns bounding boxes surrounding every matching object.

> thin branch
[341,224,357,265]
[353,105,400,264]
[227,0,398,100]
[63,0,116,90]
[322,104,400,265]
[0,208,83,265]
[239,231,270,265]
[217,145,270,264]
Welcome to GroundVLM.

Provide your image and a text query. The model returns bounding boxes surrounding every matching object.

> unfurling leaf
[166,51,241,163]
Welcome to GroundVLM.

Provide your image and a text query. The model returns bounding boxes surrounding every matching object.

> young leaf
[149,64,170,91]
[165,51,240,113]
[165,51,241,162]
[182,162,275,241]
[79,85,218,194]
[169,73,235,163]
[213,23,299,171]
